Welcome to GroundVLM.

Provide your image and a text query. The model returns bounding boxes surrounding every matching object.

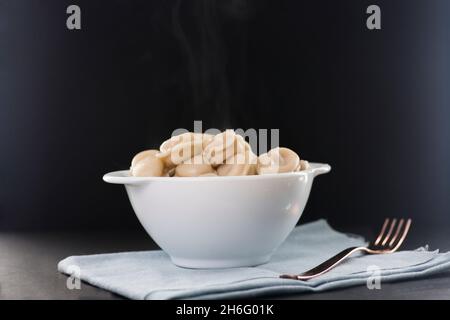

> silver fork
[280,218,412,280]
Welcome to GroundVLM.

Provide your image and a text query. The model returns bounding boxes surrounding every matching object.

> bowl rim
[103,162,331,184]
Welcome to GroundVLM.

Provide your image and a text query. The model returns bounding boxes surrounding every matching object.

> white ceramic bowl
[103,162,330,269]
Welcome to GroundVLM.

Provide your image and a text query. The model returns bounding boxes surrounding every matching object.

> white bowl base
[170,254,272,269]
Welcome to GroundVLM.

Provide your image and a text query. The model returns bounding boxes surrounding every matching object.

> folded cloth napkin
[58,220,450,299]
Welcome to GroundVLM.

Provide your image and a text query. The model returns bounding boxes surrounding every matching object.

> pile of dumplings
[130,130,309,177]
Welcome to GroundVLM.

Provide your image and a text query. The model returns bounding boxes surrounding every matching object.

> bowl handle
[103,171,149,185]
[311,163,331,177]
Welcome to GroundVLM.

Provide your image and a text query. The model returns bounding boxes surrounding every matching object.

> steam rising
[171,0,254,128]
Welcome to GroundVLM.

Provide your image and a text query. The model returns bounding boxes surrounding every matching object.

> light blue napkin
[58,220,450,299]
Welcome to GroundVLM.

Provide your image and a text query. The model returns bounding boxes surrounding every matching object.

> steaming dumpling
[130,149,164,177]
[217,150,258,176]
[257,147,300,174]
[156,132,213,167]
[296,159,310,171]
[174,155,215,177]
[203,130,248,166]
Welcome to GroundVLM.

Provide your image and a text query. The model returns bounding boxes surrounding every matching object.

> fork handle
[280,246,366,280]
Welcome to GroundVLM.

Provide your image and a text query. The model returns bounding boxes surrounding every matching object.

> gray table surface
[1,226,450,300]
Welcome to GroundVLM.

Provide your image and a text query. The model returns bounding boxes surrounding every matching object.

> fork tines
[373,218,412,251]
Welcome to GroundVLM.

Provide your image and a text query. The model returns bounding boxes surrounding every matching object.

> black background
[0,0,449,233]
